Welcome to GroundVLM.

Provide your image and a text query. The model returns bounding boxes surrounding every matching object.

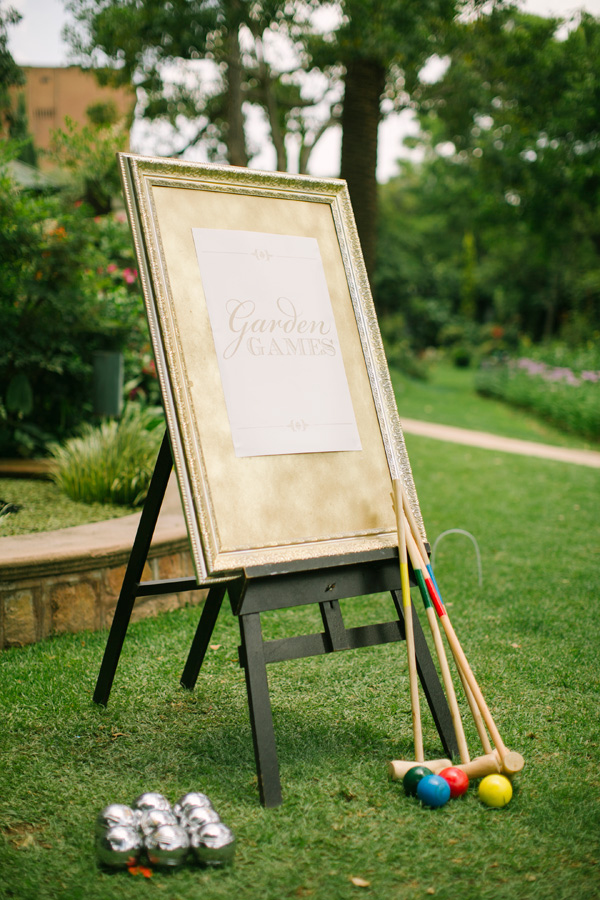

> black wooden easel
[94,432,458,806]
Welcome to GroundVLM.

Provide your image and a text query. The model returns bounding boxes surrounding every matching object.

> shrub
[0,147,151,457]
[379,313,429,380]
[475,351,600,441]
[49,405,164,506]
[0,161,97,456]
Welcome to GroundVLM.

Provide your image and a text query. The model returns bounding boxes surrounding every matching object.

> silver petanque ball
[181,805,221,833]
[95,803,138,838]
[173,792,213,820]
[96,824,143,868]
[138,808,179,838]
[144,823,190,868]
[190,821,236,868]
[132,792,172,814]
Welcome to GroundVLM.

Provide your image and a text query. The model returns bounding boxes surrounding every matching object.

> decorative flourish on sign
[252,248,272,262]
[288,419,308,432]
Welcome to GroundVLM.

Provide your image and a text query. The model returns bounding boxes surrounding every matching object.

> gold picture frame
[119,153,424,580]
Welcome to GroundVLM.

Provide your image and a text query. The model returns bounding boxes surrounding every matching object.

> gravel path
[400,418,600,468]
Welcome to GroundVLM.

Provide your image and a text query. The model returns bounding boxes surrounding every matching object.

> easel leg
[93,432,173,706]
[391,591,459,760]
[180,584,227,690]
[238,613,283,808]
[319,599,350,651]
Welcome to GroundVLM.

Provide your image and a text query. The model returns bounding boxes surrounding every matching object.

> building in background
[12,65,135,168]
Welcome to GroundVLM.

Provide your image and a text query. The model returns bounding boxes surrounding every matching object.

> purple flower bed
[516,358,600,386]
[476,354,600,441]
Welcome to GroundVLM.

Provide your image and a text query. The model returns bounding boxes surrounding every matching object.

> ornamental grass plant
[49,404,164,507]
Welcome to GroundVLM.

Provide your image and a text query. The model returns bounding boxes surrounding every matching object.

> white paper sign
[192,228,362,458]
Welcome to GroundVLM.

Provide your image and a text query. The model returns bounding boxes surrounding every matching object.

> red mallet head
[439,766,469,798]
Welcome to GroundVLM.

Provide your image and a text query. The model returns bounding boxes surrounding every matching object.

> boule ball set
[96,791,235,871]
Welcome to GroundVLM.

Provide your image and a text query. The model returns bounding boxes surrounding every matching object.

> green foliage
[85,99,119,126]
[475,346,600,441]
[379,312,429,379]
[517,339,600,374]
[8,92,37,167]
[408,7,600,342]
[0,148,150,458]
[49,404,164,506]
[0,160,95,456]
[47,115,129,214]
[65,0,321,169]
[390,360,592,448]
[0,5,24,127]
[374,159,472,347]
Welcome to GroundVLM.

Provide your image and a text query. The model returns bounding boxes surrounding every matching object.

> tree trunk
[340,58,386,282]
[252,34,287,172]
[226,26,248,167]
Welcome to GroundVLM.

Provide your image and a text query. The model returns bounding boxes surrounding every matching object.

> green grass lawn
[1,435,599,899]
[392,363,599,450]
[0,477,133,537]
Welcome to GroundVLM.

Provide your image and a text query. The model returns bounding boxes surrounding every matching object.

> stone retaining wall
[1,547,206,649]
[0,477,206,649]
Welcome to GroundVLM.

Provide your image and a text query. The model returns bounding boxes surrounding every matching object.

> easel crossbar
[250,620,405,665]
[135,576,201,597]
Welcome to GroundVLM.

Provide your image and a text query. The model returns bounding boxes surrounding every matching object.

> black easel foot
[238,612,283,808]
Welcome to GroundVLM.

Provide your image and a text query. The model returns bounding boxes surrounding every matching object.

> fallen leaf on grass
[128,866,153,878]
[2,822,50,850]
[210,644,221,650]
[350,876,370,887]
[15,833,36,850]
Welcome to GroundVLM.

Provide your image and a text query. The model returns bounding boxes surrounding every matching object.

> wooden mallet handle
[388,758,452,781]
[404,527,470,764]
[437,613,524,775]
[389,750,523,782]
[392,480,423,762]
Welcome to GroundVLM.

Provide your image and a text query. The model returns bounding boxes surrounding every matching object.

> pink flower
[122,267,138,284]
[107,263,118,274]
